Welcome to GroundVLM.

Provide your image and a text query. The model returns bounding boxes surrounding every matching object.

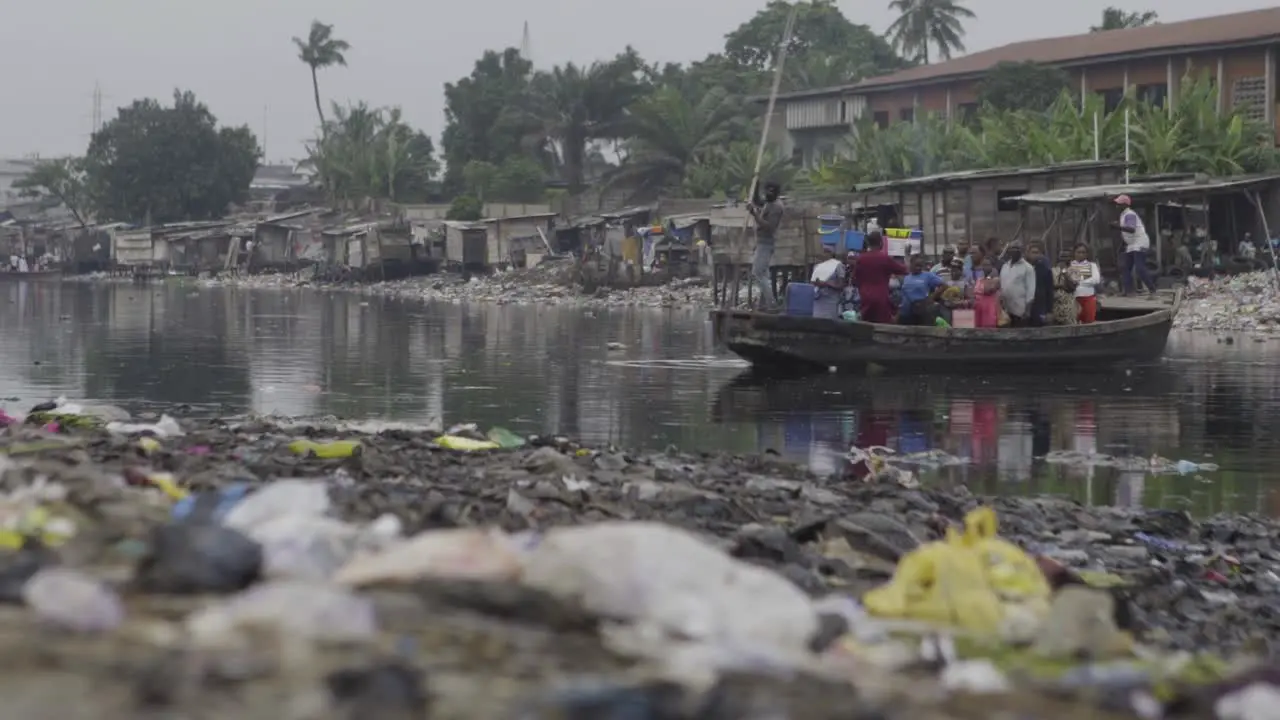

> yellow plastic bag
[435,435,499,452]
[288,439,362,458]
[862,507,1049,634]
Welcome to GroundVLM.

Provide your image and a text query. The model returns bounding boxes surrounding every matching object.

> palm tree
[885,0,976,64]
[293,20,350,130]
[524,51,647,190]
[608,85,743,197]
[1091,7,1158,32]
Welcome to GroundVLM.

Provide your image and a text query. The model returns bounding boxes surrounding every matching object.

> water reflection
[0,282,1278,514]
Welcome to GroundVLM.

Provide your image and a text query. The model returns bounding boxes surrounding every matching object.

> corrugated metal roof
[852,8,1280,92]
[855,161,1126,192]
[1012,173,1280,204]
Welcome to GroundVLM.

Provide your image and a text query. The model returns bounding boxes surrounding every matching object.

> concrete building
[766,7,1280,168]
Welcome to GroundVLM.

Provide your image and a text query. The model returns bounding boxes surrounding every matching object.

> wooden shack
[321,222,383,270]
[709,201,826,307]
[480,212,556,268]
[110,227,165,271]
[854,161,1126,257]
[443,221,487,270]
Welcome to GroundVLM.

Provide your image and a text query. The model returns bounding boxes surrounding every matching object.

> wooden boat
[0,269,62,282]
[711,290,1182,375]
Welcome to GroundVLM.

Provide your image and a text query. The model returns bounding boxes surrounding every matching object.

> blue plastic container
[786,282,815,316]
[843,230,865,252]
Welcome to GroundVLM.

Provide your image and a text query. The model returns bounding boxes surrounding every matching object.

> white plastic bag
[222,479,330,533]
[520,522,817,657]
[186,580,376,645]
[333,527,524,587]
[23,568,124,633]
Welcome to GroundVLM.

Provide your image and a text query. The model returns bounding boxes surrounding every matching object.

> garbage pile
[191,263,718,310]
[0,402,1278,718]
[1174,272,1280,334]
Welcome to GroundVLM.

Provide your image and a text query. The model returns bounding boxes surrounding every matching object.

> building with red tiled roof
[766,7,1280,169]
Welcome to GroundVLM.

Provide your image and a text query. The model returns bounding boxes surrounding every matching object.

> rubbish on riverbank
[1043,450,1220,474]
[0,411,1278,715]
[1175,272,1280,334]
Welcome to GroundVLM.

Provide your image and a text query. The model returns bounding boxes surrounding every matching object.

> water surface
[1,280,1275,515]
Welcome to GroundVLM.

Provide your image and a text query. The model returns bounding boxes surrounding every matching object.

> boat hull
[710,307,1175,375]
[0,270,62,282]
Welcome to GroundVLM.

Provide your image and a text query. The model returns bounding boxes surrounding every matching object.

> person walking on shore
[748,181,785,310]
[1112,195,1157,297]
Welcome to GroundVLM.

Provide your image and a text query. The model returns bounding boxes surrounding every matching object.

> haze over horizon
[2,0,1276,162]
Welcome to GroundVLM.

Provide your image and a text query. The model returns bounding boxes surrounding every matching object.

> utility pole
[520,21,531,65]
[262,105,269,162]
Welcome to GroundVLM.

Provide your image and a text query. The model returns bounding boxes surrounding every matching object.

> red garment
[973,277,1001,328]
[855,250,907,323]
[1077,295,1097,323]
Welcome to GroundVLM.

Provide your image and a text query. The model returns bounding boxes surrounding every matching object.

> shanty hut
[854,161,1126,257]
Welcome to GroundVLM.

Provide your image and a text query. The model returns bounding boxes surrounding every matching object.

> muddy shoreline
[0,409,1274,718]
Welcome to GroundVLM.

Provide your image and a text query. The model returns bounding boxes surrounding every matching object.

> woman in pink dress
[973,257,1002,328]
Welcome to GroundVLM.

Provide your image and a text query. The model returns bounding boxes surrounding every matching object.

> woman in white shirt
[1069,243,1102,323]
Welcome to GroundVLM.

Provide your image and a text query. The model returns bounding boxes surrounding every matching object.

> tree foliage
[440,49,539,194]
[886,0,976,64]
[83,90,259,224]
[461,157,546,203]
[446,195,483,221]
[12,158,93,227]
[309,102,438,208]
[977,62,1073,112]
[1091,7,1158,32]
[293,20,350,129]
[724,0,904,89]
[811,76,1279,188]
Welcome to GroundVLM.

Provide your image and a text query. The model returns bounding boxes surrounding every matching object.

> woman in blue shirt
[898,255,947,325]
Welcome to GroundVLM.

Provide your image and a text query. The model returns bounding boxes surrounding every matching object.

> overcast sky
[2,0,1275,162]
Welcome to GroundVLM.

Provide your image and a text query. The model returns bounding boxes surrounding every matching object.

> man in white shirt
[998,242,1036,326]
[1112,194,1157,296]
[809,244,845,319]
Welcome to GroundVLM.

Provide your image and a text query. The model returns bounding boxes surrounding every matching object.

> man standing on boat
[1111,194,1158,297]
[748,180,785,311]
[854,231,907,323]
[998,242,1036,327]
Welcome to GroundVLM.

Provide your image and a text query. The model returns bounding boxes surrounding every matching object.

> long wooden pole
[746,3,801,208]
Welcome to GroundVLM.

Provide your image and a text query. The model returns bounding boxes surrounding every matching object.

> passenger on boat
[1052,251,1080,326]
[973,258,1002,328]
[998,242,1036,327]
[853,231,907,324]
[898,255,947,326]
[930,247,956,274]
[748,181,785,310]
[938,258,972,325]
[810,245,846,319]
[956,240,972,272]
[1070,243,1102,324]
[839,251,860,317]
[1026,241,1055,327]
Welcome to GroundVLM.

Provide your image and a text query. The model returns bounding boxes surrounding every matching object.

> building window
[996,189,1027,212]
[1098,88,1125,113]
[899,107,915,123]
[873,111,889,129]
[839,100,847,123]
[1234,76,1267,121]
[1136,83,1168,108]
[790,147,804,166]
[957,103,979,126]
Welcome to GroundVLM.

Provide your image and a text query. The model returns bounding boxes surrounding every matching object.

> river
[2,280,1277,515]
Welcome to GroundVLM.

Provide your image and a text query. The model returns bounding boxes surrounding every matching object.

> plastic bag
[333,527,524,587]
[862,507,1049,634]
[435,435,499,451]
[520,521,818,657]
[221,480,330,533]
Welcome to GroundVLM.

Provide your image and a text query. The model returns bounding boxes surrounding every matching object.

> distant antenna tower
[520,21,532,64]
[92,83,102,135]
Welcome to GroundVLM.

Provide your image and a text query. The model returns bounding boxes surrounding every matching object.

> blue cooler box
[786,282,815,316]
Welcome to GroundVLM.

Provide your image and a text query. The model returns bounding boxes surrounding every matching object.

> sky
[3,0,1277,162]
